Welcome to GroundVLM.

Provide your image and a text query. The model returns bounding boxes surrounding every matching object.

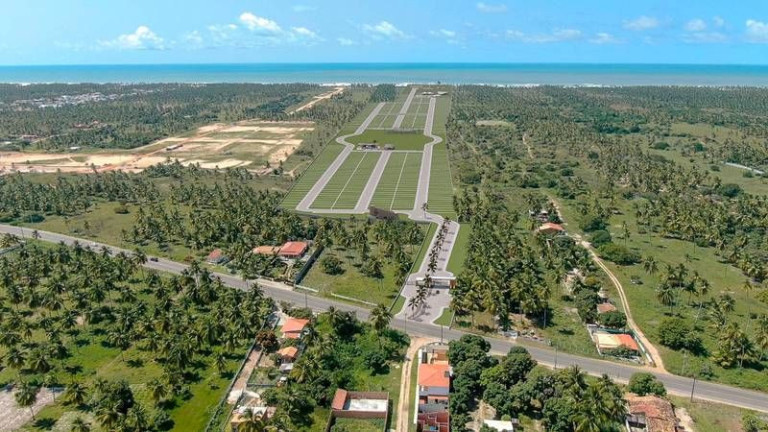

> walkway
[392,87,418,130]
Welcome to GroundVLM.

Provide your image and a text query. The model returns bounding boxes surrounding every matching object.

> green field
[310,151,379,209]
[446,223,471,274]
[399,97,430,131]
[427,143,456,217]
[282,143,345,208]
[370,152,423,210]
[348,130,431,151]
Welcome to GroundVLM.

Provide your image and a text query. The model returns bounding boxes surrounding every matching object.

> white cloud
[239,12,282,33]
[337,37,357,46]
[623,16,659,31]
[746,19,768,43]
[100,26,165,50]
[362,21,409,40]
[506,28,582,43]
[430,29,457,38]
[476,2,507,13]
[713,16,725,28]
[685,19,707,32]
[184,30,203,46]
[292,27,317,38]
[589,32,620,44]
[683,32,727,43]
[292,5,317,13]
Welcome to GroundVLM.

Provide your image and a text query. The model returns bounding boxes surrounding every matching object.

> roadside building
[330,389,389,419]
[278,241,309,259]
[537,222,565,235]
[281,317,309,340]
[625,394,679,432]
[418,363,451,405]
[417,411,450,432]
[593,331,640,354]
[206,248,228,265]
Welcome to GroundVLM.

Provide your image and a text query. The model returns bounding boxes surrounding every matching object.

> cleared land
[310,151,379,210]
[426,143,456,218]
[0,121,313,175]
[370,152,423,210]
[282,143,345,208]
[399,96,430,131]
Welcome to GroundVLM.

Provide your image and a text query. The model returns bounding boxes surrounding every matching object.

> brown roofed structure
[625,394,678,432]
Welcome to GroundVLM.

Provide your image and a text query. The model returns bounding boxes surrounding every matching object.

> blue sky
[1,0,767,65]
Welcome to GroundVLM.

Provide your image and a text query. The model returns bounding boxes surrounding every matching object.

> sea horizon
[3,62,768,86]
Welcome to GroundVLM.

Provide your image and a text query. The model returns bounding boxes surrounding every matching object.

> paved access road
[3,226,767,412]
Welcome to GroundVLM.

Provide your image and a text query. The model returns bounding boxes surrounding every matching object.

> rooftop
[279,241,308,256]
[418,363,451,388]
[626,394,677,432]
[282,317,309,337]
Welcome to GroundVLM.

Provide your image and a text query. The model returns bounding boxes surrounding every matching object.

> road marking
[330,152,369,209]
[389,153,409,210]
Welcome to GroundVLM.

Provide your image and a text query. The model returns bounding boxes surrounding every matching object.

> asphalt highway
[2,225,767,413]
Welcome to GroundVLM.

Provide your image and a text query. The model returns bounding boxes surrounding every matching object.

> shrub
[651,142,670,150]
[320,255,344,275]
[598,310,627,328]
[590,229,612,246]
[716,183,742,198]
[580,215,606,232]
[657,317,702,352]
[597,243,640,265]
[628,372,667,396]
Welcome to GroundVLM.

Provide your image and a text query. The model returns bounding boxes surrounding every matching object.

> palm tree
[370,303,393,347]
[70,416,91,432]
[656,283,676,314]
[14,381,39,419]
[146,378,167,406]
[63,382,88,406]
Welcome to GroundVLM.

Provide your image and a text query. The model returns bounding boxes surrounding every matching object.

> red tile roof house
[537,222,565,235]
[278,241,309,259]
[281,317,309,340]
[206,248,228,265]
[276,346,298,363]
[418,363,451,405]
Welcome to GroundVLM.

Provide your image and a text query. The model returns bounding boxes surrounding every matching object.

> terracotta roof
[277,346,298,358]
[282,318,309,337]
[331,389,348,411]
[617,333,640,351]
[253,245,280,255]
[626,394,677,432]
[207,248,224,261]
[279,241,308,256]
[418,363,450,388]
[597,303,617,314]
[538,222,564,232]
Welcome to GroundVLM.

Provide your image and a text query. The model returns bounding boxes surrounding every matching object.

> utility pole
[690,375,697,402]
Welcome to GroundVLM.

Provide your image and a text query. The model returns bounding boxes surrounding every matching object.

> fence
[202,314,275,432]
[293,244,324,285]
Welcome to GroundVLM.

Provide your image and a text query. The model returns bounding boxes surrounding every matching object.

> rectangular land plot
[400,96,430,131]
[281,143,344,208]
[310,151,379,209]
[370,152,423,210]
[427,143,455,217]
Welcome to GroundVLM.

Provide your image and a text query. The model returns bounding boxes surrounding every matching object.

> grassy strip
[446,223,471,275]
[281,142,345,209]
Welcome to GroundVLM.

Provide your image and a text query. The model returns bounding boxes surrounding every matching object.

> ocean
[1,63,768,86]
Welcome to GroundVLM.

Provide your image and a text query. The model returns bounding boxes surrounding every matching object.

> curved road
[1,225,767,413]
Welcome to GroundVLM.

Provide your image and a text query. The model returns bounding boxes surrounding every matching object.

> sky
[1,0,767,65]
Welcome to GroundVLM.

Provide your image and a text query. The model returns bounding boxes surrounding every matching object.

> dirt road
[395,337,436,432]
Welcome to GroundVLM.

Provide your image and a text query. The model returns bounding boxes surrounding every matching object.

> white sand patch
[0,386,61,432]
[197,124,225,134]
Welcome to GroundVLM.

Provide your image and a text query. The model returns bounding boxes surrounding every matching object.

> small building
[279,241,309,259]
[206,248,228,265]
[417,411,450,432]
[537,222,565,235]
[418,363,451,405]
[330,389,389,419]
[281,317,309,339]
[277,346,298,363]
[594,331,639,354]
[625,394,678,432]
[484,419,517,431]
[597,303,618,314]
[383,144,395,150]
[369,206,398,221]
[253,245,280,255]
[358,143,380,150]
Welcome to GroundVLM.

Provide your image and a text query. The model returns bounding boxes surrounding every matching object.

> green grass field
[282,142,345,208]
[427,143,456,218]
[332,418,386,432]
[348,130,431,151]
[370,152,423,210]
[399,97,430,131]
[310,151,379,209]
[446,223,471,274]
